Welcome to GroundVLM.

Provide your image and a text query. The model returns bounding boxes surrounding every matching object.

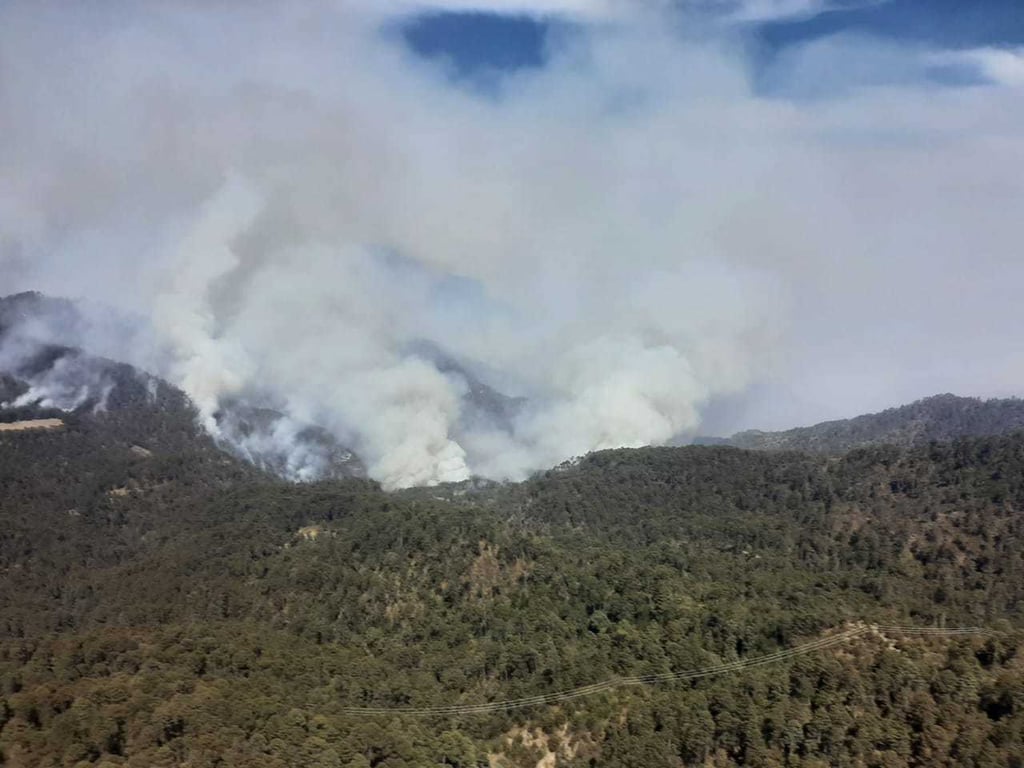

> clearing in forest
[0,418,65,432]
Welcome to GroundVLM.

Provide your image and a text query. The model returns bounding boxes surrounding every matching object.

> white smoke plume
[0,329,119,415]
[8,356,114,414]
[2,2,1023,486]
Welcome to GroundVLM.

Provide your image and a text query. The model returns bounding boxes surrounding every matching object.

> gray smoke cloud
[2,2,1023,486]
[6,355,114,414]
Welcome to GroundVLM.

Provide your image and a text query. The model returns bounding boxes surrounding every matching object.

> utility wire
[339,623,994,717]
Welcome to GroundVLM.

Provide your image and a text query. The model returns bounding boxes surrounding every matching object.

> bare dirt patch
[0,418,65,432]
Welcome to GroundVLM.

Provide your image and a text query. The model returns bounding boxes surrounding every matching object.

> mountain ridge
[697,393,1024,455]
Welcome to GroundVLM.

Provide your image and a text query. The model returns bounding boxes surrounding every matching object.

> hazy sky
[2,0,1023,484]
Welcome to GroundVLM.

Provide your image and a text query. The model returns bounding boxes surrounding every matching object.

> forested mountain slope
[708,394,1024,455]
[0,292,368,482]
[2,392,1023,767]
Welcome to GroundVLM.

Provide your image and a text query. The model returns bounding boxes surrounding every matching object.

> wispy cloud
[723,0,830,22]
[360,0,622,20]
[732,0,890,21]
[360,0,885,23]
[935,46,1024,87]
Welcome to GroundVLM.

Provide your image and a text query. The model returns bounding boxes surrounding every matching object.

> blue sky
[401,12,554,75]
[756,0,1024,50]
[399,0,1024,93]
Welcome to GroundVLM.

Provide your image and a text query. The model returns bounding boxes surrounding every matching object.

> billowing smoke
[138,174,775,486]
[8,356,114,414]
[2,2,1023,487]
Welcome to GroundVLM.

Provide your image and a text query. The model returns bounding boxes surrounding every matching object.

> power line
[339,623,994,717]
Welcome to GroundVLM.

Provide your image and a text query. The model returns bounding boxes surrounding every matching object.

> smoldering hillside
[2,2,1024,487]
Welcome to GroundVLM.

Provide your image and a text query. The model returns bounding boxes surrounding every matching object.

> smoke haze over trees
[4,2,1024,764]
[3,1,1024,487]
[2,367,1024,765]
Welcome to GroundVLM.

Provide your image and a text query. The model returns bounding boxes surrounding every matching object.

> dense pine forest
[2,377,1024,767]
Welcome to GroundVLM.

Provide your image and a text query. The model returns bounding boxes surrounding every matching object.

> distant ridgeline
[0,293,218,458]
[697,393,1024,454]
[0,292,369,482]
[0,292,525,484]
